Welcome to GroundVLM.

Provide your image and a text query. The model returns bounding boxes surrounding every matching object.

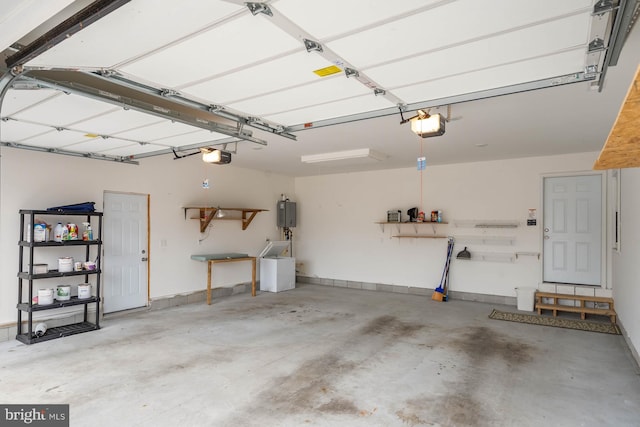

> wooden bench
[535,291,616,324]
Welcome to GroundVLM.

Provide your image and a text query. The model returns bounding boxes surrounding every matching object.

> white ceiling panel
[25,0,244,69]
[151,129,228,148]
[0,119,53,142]
[113,120,209,142]
[0,89,59,116]
[70,109,163,136]
[64,137,136,153]
[18,128,87,148]
[97,143,171,156]
[228,76,373,117]
[274,0,436,40]
[327,0,592,68]
[10,93,117,127]
[392,49,587,104]
[0,0,74,52]
[264,93,396,126]
[181,51,335,104]
[120,14,302,88]
[367,14,590,90]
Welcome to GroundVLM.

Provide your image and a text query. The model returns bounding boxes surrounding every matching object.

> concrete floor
[1,284,639,427]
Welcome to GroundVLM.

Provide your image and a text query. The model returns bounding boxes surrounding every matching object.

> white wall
[0,148,294,324]
[613,167,640,359]
[294,152,600,297]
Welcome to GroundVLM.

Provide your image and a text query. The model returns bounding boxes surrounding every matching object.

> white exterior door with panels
[543,175,602,286]
[103,192,149,313]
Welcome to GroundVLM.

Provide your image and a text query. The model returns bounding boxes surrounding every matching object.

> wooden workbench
[191,254,256,305]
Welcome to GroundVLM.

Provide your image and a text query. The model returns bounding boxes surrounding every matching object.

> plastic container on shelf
[37,289,54,305]
[56,285,71,301]
[58,257,74,272]
[77,283,92,299]
[82,222,93,241]
[53,222,64,242]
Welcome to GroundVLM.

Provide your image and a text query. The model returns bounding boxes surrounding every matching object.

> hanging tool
[456,246,471,260]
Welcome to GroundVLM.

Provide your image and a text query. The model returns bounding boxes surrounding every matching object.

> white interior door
[543,175,602,285]
[103,192,149,313]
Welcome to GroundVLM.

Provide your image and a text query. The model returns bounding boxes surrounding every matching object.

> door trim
[103,190,151,312]
[540,171,608,288]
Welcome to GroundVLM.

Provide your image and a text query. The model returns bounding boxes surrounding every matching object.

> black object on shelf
[17,209,103,344]
[16,322,98,345]
[46,201,95,212]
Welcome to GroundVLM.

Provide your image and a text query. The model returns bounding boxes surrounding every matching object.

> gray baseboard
[148,282,253,311]
[617,320,640,373]
[296,275,517,306]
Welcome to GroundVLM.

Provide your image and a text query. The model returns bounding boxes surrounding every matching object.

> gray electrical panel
[277,201,296,227]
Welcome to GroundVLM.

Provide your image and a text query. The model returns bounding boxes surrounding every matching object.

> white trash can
[515,287,537,311]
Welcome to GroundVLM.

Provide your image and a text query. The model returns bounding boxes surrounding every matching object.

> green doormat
[488,309,621,335]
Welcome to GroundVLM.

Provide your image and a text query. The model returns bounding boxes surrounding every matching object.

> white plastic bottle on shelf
[53,222,64,242]
[82,222,93,241]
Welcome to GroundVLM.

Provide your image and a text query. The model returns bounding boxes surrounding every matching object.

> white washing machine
[259,241,295,292]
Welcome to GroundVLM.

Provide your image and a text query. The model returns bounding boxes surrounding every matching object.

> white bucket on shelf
[58,257,74,272]
[56,285,71,301]
[77,283,92,299]
[515,287,537,311]
[37,288,54,305]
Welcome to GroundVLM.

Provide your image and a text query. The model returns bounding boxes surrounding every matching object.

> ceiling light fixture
[410,111,446,138]
[215,207,226,218]
[201,148,232,164]
[301,148,388,164]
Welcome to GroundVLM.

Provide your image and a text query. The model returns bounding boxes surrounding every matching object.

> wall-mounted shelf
[455,251,516,263]
[515,251,540,260]
[376,221,448,235]
[183,207,268,232]
[453,235,516,245]
[454,219,519,228]
[392,235,448,239]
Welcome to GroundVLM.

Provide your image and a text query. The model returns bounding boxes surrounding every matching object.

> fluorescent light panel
[301,148,388,163]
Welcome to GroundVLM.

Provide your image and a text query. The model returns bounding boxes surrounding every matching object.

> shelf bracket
[241,209,259,230]
[184,206,267,232]
[200,208,219,233]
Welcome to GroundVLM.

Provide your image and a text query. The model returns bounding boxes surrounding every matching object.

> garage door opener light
[201,148,232,164]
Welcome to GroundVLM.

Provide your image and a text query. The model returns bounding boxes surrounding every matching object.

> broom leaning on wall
[432,237,454,302]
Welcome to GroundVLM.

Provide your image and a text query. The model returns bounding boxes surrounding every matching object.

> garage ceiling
[0,0,639,176]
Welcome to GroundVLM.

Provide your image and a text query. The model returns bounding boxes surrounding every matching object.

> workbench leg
[207,261,212,305]
[251,258,256,297]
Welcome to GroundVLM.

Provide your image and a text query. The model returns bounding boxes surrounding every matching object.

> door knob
[544,228,550,232]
